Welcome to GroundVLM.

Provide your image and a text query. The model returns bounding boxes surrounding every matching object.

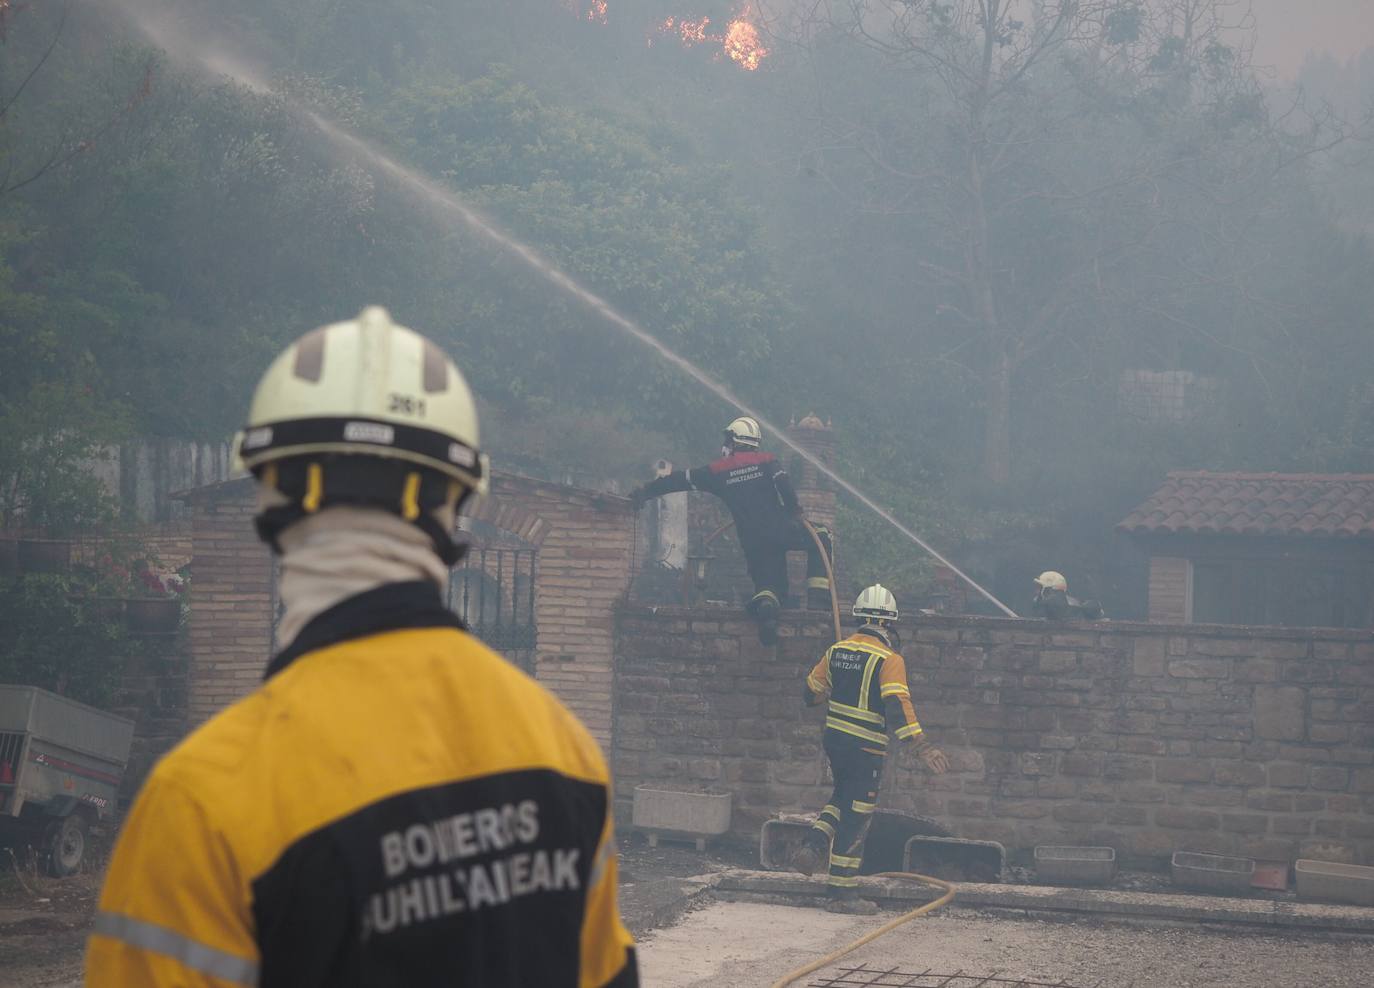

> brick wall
[180,474,634,747]
[612,607,1374,865]
[466,474,634,745]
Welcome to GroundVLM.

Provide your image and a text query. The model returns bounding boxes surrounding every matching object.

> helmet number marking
[388,393,427,418]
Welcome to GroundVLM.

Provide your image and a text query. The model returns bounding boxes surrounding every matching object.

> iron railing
[448,543,537,674]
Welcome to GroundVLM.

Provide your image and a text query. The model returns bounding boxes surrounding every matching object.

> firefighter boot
[789,830,829,877]
[824,887,879,915]
[748,591,780,646]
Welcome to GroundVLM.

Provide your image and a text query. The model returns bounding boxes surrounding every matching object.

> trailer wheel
[45,814,88,877]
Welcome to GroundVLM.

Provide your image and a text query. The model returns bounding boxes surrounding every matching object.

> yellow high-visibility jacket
[87,581,638,988]
[805,630,924,749]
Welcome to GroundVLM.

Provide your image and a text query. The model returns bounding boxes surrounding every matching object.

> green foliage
[0,574,139,706]
[2,1,1373,621]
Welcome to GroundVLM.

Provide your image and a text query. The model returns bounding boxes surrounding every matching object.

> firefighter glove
[919,747,950,775]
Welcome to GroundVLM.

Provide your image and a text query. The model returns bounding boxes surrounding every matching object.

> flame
[722,16,767,70]
[678,17,711,44]
[648,5,769,70]
[560,0,607,24]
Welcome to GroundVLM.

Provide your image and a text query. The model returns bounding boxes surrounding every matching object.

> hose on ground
[767,872,957,988]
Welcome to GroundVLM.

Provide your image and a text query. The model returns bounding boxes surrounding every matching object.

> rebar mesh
[808,966,1098,988]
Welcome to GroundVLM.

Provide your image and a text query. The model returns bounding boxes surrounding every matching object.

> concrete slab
[636,900,1374,988]
[713,869,1374,934]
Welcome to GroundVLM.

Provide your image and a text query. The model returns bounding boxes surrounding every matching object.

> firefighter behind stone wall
[629,415,833,646]
[792,584,949,912]
[1031,570,1104,622]
[86,307,638,988]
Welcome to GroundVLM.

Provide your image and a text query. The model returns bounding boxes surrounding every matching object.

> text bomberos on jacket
[362,799,583,937]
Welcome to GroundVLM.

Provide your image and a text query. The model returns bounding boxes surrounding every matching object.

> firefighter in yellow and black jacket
[86,308,638,987]
[794,584,949,910]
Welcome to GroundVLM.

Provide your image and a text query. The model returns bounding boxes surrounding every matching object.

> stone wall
[612,607,1374,865]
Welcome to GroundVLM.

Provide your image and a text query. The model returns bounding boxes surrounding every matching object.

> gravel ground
[637,900,1374,987]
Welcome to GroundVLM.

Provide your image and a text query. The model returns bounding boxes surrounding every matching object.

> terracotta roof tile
[1118,472,1374,539]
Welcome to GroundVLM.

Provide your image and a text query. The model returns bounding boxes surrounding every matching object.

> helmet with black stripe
[723,415,762,450]
[235,306,488,564]
[853,583,899,624]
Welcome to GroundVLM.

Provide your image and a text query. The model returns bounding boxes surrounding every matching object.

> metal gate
[448,542,537,674]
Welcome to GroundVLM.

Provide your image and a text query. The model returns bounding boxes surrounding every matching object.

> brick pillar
[785,414,839,603]
[185,481,275,725]
[787,413,837,530]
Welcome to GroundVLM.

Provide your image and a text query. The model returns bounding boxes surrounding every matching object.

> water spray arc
[108,0,1017,619]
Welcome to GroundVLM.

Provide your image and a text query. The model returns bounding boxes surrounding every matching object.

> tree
[780,0,1338,488]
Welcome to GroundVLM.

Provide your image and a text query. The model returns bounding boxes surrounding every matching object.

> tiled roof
[1118,472,1374,539]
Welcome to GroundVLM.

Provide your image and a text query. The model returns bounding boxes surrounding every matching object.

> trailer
[0,684,134,876]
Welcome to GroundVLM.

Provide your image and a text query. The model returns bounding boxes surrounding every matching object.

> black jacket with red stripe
[637,450,799,548]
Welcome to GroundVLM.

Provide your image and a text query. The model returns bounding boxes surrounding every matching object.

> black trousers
[743,522,832,608]
[810,738,885,890]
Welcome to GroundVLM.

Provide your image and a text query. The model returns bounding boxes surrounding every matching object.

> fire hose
[767,872,957,988]
[802,518,842,642]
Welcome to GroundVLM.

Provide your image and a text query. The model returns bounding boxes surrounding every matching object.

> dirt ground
[636,899,1374,987]
[0,865,97,988]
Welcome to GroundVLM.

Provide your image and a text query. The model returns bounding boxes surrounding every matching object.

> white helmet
[236,306,489,563]
[853,583,899,623]
[1034,571,1068,592]
[723,415,762,449]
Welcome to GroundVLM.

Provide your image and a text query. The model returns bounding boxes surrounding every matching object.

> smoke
[95,0,1018,616]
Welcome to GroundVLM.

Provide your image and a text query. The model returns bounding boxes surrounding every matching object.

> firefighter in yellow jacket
[794,584,949,910]
[86,308,638,987]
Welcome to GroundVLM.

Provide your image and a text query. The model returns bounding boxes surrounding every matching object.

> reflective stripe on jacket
[86,581,638,988]
[806,631,923,748]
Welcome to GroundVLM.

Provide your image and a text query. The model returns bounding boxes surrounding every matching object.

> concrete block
[1171,850,1255,894]
[1299,839,1359,864]
[632,786,732,844]
[1296,859,1374,907]
[1035,845,1117,886]
[902,835,1005,883]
